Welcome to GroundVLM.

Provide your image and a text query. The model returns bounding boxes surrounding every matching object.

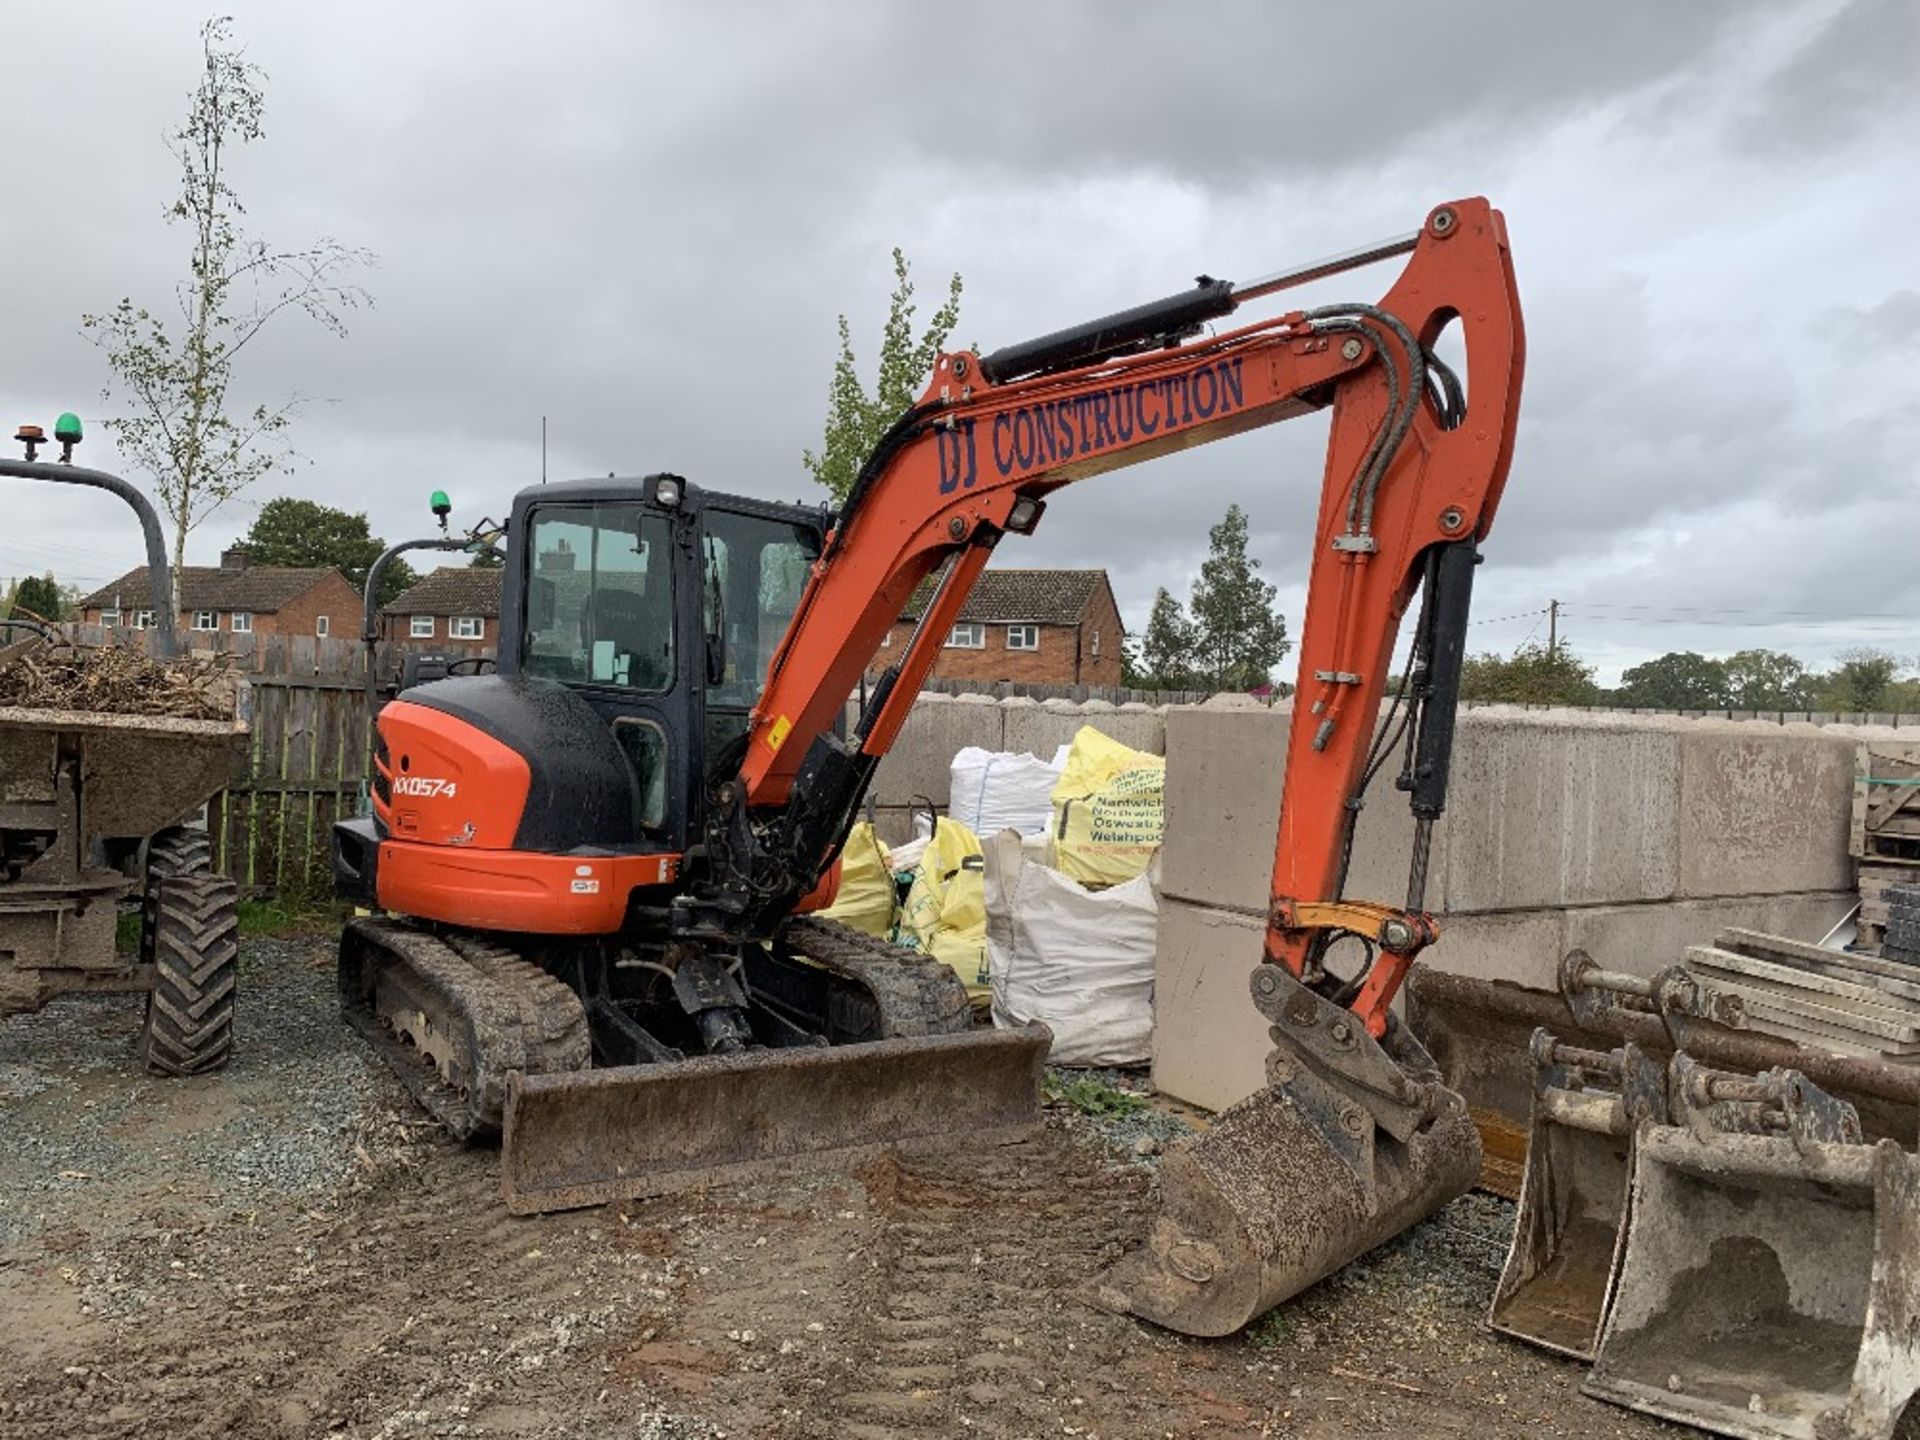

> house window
[192,611,218,632]
[230,612,252,634]
[1091,629,1101,658]
[946,622,985,649]
[450,616,484,640]
[100,610,120,626]
[410,615,435,639]
[132,610,155,630]
[315,615,330,638]
[1006,624,1039,652]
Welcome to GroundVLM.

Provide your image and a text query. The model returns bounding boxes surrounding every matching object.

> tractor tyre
[141,826,216,966]
[140,871,240,1077]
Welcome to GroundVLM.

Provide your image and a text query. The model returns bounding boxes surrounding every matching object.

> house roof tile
[899,569,1112,627]
[384,566,503,617]
[80,565,342,614]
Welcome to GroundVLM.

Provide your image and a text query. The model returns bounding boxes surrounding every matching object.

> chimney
[221,545,252,572]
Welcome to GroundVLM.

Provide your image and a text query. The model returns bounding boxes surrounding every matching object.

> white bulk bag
[983,829,1157,1065]
[949,746,1062,838]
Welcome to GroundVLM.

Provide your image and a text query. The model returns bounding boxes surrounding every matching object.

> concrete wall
[1152,701,1859,1111]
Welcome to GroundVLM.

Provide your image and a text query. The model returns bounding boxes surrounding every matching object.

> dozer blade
[1488,1033,1665,1360]
[1586,1105,1920,1437]
[1095,964,1481,1337]
[500,1024,1050,1215]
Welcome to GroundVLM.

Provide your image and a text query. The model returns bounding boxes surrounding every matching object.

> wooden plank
[1720,926,1920,986]
[1691,942,1920,1007]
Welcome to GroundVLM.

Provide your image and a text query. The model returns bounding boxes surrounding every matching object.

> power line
[1469,606,1549,627]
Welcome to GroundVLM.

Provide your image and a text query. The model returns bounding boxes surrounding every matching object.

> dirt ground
[0,935,1685,1440]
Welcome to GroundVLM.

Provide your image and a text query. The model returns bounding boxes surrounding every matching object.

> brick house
[880,569,1125,686]
[78,547,361,641]
[382,566,501,654]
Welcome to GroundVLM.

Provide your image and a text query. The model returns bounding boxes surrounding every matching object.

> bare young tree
[83,16,373,613]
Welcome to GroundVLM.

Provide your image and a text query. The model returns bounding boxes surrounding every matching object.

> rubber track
[779,917,971,1041]
[339,920,587,1139]
[442,932,591,1069]
[142,871,239,1077]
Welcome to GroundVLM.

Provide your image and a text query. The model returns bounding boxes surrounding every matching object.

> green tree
[241,497,414,605]
[1816,647,1903,712]
[1723,648,1813,709]
[1188,504,1292,690]
[1613,650,1731,709]
[1460,642,1601,706]
[1134,588,1200,690]
[11,573,64,621]
[83,18,372,614]
[803,249,963,504]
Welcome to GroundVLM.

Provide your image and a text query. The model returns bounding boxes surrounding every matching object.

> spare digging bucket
[1095,965,1481,1337]
[1585,1126,1920,1440]
[1489,1034,1665,1360]
[500,1024,1050,1215]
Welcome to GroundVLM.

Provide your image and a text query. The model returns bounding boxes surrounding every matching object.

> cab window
[522,504,675,691]
[701,509,818,712]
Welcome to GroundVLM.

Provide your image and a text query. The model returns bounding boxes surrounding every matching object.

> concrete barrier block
[867,694,1005,812]
[1159,701,1444,915]
[1676,727,1854,898]
[1443,714,1681,912]
[1159,704,1288,912]
[1424,910,1568,989]
[1151,899,1272,1112]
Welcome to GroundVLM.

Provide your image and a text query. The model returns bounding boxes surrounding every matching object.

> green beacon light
[54,412,82,462]
[429,489,452,518]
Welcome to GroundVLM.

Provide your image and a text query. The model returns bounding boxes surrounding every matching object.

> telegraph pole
[1548,598,1560,655]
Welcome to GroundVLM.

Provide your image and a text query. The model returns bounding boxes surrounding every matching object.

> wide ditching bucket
[500,1024,1050,1215]
[1095,964,1481,1337]
[1585,1061,1920,1440]
[1489,1033,1667,1360]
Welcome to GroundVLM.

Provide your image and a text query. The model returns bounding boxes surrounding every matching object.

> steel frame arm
[707,199,1524,1032]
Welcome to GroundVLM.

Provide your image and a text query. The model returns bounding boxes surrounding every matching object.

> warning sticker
[767,714,793,754]
[570,879,601,895]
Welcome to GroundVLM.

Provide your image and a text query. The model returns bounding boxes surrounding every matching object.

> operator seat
[580,586,669,690]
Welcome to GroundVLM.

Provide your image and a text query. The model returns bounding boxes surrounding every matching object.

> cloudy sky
[3,0,1914,683]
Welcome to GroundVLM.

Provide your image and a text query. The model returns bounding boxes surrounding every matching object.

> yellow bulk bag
[900,817,990,1001]
[818,822,897,938]
[1049,726,1165,887]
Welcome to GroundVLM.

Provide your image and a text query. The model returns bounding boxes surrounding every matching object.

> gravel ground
[1,936,1687,1439]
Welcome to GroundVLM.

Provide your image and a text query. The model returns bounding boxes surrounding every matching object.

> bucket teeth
[1094,963,1480,1337]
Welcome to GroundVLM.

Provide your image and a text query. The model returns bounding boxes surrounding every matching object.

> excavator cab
[337,476,828,905]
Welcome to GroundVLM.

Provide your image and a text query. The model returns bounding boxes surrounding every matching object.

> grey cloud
[1733,0,1920,154]
[0,0,1909,678]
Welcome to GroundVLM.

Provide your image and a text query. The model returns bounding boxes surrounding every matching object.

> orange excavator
[333,196,1524,1337]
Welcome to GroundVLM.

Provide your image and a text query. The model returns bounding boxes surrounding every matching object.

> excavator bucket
[1095,964,1481,1337]
[1488,1033,1666,1360]
[1585,1061,1920,1440]
[499,1024,1050,1214]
